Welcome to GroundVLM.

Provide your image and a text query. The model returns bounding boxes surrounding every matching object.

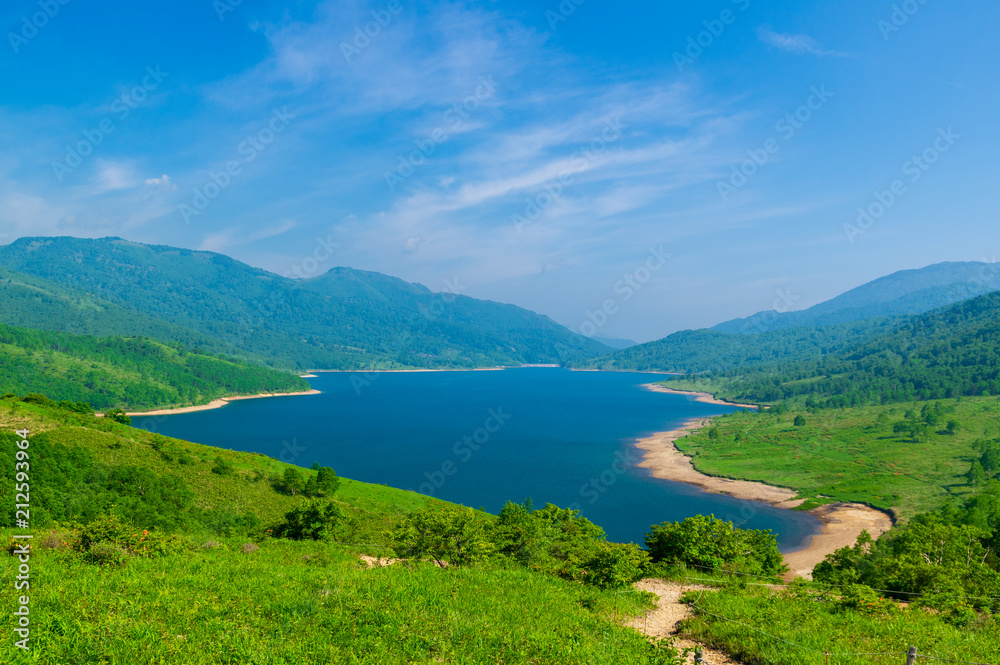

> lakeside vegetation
[4,392,999,663]
[670,396,999,518]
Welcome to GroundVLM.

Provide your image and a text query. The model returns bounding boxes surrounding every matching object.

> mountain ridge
[0,236,610,370]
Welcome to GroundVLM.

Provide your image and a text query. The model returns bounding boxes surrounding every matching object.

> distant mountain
[713,262,1000,334]
[589,336,637,350]
[578,317,903,374]
[714,291,1000,406]
[0,237,610,370]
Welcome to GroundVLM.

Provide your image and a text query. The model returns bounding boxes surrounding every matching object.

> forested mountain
[579,317,904,374]
[0,237,609,370]
[715,291,1000,406]
[0,322,309,410]
[714,261,1000,334]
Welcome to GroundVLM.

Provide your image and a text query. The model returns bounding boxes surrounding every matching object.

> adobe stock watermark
[384,76,496,192]
[179,107,296,224]
[512,117,627,234]
[412,407,511,497]
[717,85,833,202]
[844,127,959,244]
[574,246,672,339]
[286,232,340,279]
[545,0,587,32]
[878,0,930,40]
[52,66,169,183]
[738,287,799,335]
[567,447,643,512]
[341,0,403,63]
[213,0,243,21]
[673,0,752,72]
[7,0,70,54]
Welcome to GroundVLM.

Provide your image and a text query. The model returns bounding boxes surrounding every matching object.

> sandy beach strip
[642,383,759,409]
[306,367,506,373]
[634,417,893,581]
[123,389,321,417]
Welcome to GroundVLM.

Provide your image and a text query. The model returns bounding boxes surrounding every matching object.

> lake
[132,368,819,549]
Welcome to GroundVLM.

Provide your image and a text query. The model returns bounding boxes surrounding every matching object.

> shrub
[105,408,132,425]
[645,515,787,577]
[273,501,348,541]
[211,457,234,476]
[584,542,650,589]
[87,541,129,567]
[793,415,806,427]
[394,505,495,566]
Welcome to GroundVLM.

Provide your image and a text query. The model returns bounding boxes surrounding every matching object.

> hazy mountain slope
[0,237,609,369]
[581,317,903,374]
[706,291,1000,406]
[0,264,227,351]
[714,261,1000,334]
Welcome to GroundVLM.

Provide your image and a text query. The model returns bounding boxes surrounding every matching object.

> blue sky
[1,0,997,342]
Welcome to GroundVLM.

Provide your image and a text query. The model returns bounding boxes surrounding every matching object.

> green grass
[0,534,684,664]
[669,395,999,519]
[679,582,999,665]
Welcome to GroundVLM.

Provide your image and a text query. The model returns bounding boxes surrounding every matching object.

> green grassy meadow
[668,392,998,519]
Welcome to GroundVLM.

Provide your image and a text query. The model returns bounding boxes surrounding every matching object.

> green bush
[211,457,235,475]
[86,541,129,567]
[105,408,132,425]
[394,505,495,566]
[645,515,787,578]
[584,542,650,589]
[273,501,349,541]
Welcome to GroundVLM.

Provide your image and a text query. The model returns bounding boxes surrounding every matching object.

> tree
[967,460,988,486]
[393,505,494,566]
[793,415,806,427]
[316,467,340,496]
[946,420,960,435]
[105,408,132,425]
[583,542,649,589]
[273,501,346,541]
[282,468,305,496]
[644,515,787,577]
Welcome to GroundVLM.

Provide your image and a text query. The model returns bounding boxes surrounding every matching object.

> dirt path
[626,579,743,665]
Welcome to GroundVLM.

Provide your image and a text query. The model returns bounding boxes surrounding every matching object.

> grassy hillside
[0,237,610,370]
[2,397,997,663]
[0,399,683,664]
[0,323,309,411]
[670,396,999,519]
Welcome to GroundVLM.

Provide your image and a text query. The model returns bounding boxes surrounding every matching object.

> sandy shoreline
[634,415,893,581]
[306,367,505,373]
[642,383,759,409]
[123,389,321,417]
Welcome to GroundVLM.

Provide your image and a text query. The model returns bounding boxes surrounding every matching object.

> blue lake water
[133,368,819,549]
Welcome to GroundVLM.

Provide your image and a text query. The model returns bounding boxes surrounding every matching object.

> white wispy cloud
[757,25,852,58]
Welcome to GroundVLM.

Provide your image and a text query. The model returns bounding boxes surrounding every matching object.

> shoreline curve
[634,412,893,581]
[641,382,759,409]
[123,389,321,417]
